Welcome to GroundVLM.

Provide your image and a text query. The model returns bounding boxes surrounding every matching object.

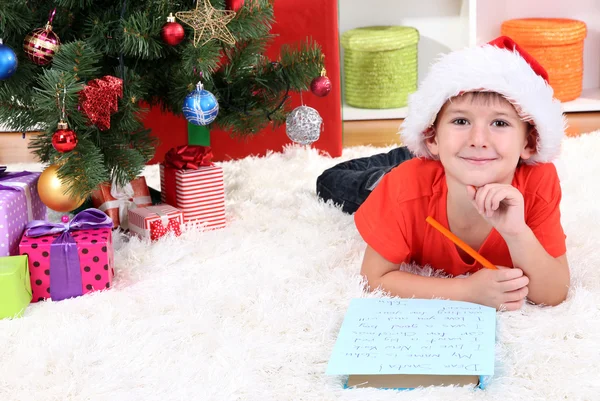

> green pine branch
[279,39,324,91]
[53,137,110,198]
[48,41,103,82]
[82,10,122,56]
[53,0,95,10]
[0,1,34,42]
[227,0,275,42]
[121,11,166,60]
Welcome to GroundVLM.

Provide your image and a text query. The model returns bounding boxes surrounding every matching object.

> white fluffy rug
[1,132,600,401]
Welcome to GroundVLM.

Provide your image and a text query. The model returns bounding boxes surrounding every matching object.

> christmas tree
[0,0,324,209]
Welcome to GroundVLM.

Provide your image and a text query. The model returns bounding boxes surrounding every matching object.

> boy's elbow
[545,270,570,306]
[546,287,569,306]
[360,269,382,292]
[359,245,401,292]
[543,256,570,306]
[529,257,570,306]
[529,286,569,307]
[535,295,566,307]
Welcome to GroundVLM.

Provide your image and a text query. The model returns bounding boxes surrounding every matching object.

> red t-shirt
[354,158,567,276]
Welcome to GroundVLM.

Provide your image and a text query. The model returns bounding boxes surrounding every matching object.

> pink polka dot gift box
[0,168,47,257]
[18,209,115,303]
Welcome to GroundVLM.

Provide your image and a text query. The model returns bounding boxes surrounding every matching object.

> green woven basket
[341,26,419,109]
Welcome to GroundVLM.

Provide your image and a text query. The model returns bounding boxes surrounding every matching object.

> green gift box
[0,255,32,319]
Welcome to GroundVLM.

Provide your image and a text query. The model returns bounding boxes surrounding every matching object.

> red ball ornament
[310,68,332,97]
[52,121,78,153]
[23,22,60,66]
[161,13,185,46]
[226,0,245,12]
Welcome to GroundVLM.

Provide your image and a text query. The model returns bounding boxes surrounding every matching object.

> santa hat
[400,36,566,164]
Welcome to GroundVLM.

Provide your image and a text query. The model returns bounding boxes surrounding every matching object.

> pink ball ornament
[23,11,61,66]
[310,68,332,97]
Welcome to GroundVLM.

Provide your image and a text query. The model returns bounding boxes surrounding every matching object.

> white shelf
[343,87,600,121]
[561,88,600,113]
[342,104,408,121]
[0,123,45,133]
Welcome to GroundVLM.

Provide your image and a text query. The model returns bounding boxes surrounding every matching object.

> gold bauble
[37,164,85,212]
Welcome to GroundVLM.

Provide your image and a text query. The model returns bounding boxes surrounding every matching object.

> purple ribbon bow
[25,208,113,301]
[0,167,33,192]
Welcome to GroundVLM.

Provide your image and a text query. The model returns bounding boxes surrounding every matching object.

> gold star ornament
[175,0,237,47]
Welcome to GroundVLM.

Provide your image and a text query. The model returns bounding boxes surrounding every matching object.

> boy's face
[426,93,534,188]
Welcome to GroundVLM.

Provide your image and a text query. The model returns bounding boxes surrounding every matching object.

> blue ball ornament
[183,82,219,126]
[0,41,18,81]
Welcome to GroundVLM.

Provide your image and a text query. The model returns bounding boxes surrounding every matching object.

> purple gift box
[0,168,47,256]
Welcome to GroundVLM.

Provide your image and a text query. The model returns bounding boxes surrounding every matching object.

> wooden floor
[342,111,600,148]
[1,112,599,163]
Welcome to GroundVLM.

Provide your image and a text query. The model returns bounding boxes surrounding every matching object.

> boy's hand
[466,184,527,236]
[463,266,529,311]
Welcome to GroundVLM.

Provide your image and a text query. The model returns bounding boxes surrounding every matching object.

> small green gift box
[0,255,32,319]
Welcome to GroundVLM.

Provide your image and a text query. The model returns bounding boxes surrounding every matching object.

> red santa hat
[400,36,566,164]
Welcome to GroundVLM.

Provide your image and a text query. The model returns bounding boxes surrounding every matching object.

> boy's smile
[459,156,498,165]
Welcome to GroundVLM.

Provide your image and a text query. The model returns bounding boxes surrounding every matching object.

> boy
[317,37,569,310]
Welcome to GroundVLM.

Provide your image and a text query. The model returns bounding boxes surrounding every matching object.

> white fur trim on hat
[399,43,566,164]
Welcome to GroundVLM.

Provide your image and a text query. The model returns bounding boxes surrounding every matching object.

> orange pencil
[426,216,497,270]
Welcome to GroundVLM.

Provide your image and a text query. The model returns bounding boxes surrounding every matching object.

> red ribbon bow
[150,218,182,241]
[79,75,123,131]
[164,145,214,170]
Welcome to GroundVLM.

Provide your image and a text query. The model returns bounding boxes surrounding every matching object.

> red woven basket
[501,18,587,102]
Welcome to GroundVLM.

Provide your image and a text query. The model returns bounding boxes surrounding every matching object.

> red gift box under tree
[160,145,226,229]
[91,177,153,230]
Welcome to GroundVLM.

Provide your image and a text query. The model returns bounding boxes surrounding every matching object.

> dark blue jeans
[316,146,415,214]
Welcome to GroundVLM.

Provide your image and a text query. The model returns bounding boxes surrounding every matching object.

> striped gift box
[160,164,226,229]
[128,204,184,240]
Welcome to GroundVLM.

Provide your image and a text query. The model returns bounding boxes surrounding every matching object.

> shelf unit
[339,0,600,121]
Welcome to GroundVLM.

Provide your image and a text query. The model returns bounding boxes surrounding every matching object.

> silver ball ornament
[285,106,323,145]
